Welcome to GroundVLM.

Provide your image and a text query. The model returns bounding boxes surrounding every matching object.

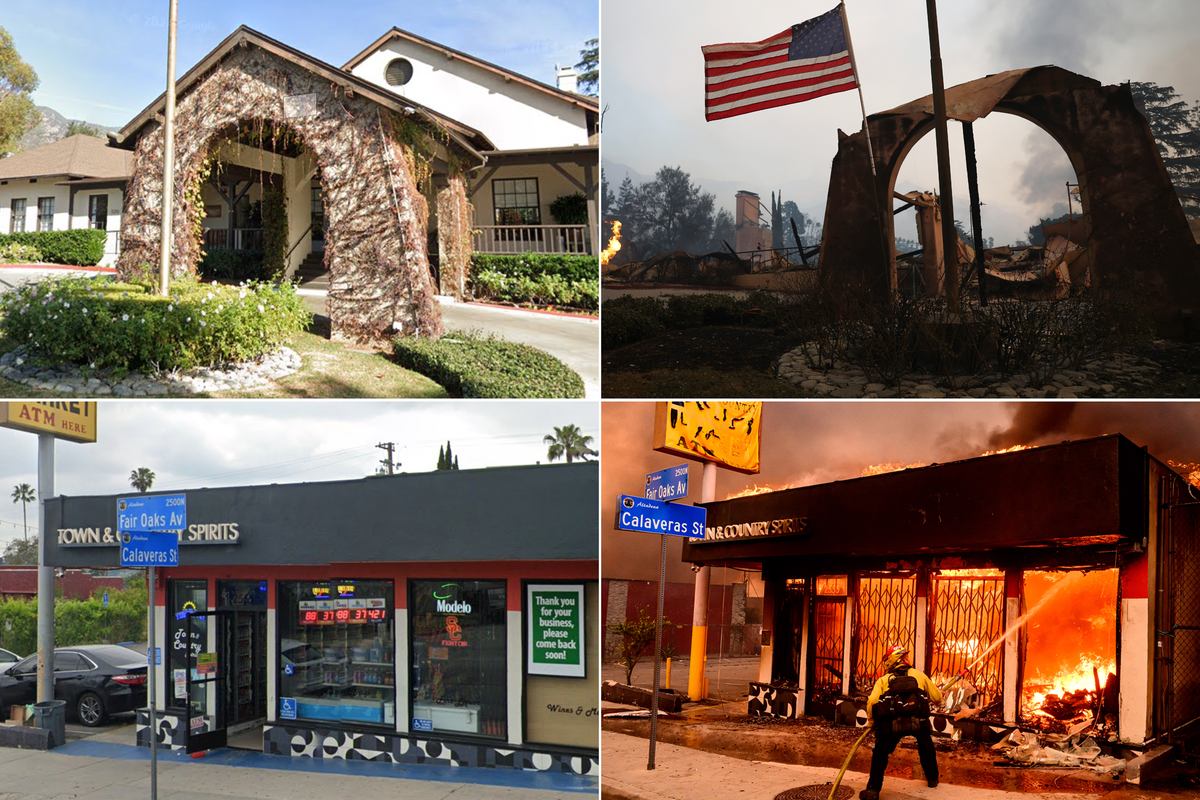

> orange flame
[726,482,793,499]
[863,445,1034,478]
[1168,459,1200,488]
[600,220,622,266]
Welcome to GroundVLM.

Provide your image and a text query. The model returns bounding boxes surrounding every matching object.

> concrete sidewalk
[0,736,596,800]
[601,731,1103,800]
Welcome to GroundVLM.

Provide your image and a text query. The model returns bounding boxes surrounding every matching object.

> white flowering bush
[0,275,310,371]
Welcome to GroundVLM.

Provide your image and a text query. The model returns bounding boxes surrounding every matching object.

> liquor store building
[44,463,599,775]
[682,435,1200,755]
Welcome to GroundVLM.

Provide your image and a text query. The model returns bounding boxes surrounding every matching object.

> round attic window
[385,58,414,87]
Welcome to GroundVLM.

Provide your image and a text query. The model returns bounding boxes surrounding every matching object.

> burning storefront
[680,433,1199,762]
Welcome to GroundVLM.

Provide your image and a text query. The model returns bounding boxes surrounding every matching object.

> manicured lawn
[0,329,449,399]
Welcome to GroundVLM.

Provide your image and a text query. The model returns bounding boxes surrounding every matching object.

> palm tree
[129,467,156,493]
[543,425,597,464]
[10,483,34,542]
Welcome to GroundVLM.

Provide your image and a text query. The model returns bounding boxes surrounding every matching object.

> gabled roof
[118,26,493,160]
[343,27,600,114]
[0,135,132,182]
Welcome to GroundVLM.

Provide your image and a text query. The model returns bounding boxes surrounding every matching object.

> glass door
[185,610,229,753]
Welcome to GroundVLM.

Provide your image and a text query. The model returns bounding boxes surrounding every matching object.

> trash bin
[32,700,66,748]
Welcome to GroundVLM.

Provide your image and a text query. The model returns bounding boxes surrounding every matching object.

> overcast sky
[0,400,599,551]
[602,401,1200,584]
[601,0,1200,245]
[6,0,596,129]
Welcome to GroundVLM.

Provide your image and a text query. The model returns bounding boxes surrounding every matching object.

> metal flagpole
[840,2,894,289]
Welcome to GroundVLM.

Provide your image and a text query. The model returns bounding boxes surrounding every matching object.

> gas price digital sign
[298,598,388,625]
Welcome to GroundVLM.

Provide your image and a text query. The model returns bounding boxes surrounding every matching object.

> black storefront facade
[682,434,1200,755]
[44,462,599,775]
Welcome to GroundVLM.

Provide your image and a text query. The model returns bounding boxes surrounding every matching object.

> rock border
[775,342,1160,398]
[0,345,301,397]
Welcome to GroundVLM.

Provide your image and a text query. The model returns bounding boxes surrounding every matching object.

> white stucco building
[0,135,130,266]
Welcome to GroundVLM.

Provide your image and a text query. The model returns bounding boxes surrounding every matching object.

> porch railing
[204,228,265,252]
[472,224,592,256]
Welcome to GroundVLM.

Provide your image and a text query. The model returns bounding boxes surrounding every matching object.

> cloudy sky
[602,0,1200,245]
[0,400,599,551]
[6,0,596,129]
[602,401,1200,584]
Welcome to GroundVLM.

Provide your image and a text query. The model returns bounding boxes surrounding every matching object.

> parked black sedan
[0,645,148,726]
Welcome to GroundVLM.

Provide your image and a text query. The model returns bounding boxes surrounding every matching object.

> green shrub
[393,329,585,398]
[0,242,43,264]
[0,274,311,372]
[198,248,265,282]
[471,253,596,284]
[548,192,589,225]
[0,230,106,265]
[602,296,668,350]
[468,254,598,310]
[0,582,146,657]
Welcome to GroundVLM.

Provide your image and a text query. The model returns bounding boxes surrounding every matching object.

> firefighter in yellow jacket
[860,645,943,800]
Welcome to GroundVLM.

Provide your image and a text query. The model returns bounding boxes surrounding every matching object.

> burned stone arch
[820,66,1200,340]
[116,27,486,339]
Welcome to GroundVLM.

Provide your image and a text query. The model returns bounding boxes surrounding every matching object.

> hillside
[16,106,118,151]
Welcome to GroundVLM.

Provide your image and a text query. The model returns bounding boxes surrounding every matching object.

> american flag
[702,5,858,122]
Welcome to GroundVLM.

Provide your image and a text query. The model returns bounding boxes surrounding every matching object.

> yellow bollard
[664,658,672,691]
[688,625,707,701]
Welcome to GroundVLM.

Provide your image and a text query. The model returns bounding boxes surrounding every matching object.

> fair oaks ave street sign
[116,494,187,534]
[644,465,688,501]
[616,495,706,539]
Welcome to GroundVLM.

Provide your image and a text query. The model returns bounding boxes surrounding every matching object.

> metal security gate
[810,597,845,704]
[1160,475,1200,740]
[930,575,1005,707]
[853,575,916,691]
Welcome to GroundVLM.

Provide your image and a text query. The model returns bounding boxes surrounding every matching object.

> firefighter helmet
[882,644,909,671]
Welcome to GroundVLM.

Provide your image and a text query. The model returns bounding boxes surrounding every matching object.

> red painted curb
[465,301,598,321]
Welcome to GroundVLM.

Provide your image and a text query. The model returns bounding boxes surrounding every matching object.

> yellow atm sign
[0,402,97,443]
[653,401,761,474]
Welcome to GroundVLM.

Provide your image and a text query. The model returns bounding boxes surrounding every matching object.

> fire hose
[825,670,969,800]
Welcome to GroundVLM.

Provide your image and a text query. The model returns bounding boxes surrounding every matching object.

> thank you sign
[527,584,585,677]
[117,494,187,534]
[616,495,706,538]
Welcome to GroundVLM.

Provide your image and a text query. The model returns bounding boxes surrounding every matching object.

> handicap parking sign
[280,698,297,720]
[284,663,294,676]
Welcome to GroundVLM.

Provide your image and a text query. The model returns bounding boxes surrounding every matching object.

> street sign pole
[648,530,667,770]
[36,434,54,703]
[148,563,157,800]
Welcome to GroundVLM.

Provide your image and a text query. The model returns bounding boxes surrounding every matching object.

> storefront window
[409,580,506,738]
[277,580,395,727]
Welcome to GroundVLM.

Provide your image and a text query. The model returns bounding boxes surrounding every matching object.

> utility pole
[376,442,399,475]
[925,0,960,310]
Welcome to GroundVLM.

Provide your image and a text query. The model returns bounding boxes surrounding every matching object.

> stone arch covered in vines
[118,39,459,339]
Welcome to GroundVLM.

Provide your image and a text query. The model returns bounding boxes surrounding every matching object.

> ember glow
[600,220,622,266]
[863,445,1034,478]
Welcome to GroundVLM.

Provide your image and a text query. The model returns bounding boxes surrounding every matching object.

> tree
[0,26,38,154]
[437,442,459,471]
[770,192,784,250]
[1025,212,1071,246]
[1131,82,1200,215]
[608,608,662,685]
[11,483,33,542]
[778,200,813,251]
[65,121,102,138]
[625,166,717,256]
[2,535,36,565]
[707,207,735,253]
[129,467,156,492]
[601,168,615,216]
[543,425,597,463]
[574,38,598,96]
